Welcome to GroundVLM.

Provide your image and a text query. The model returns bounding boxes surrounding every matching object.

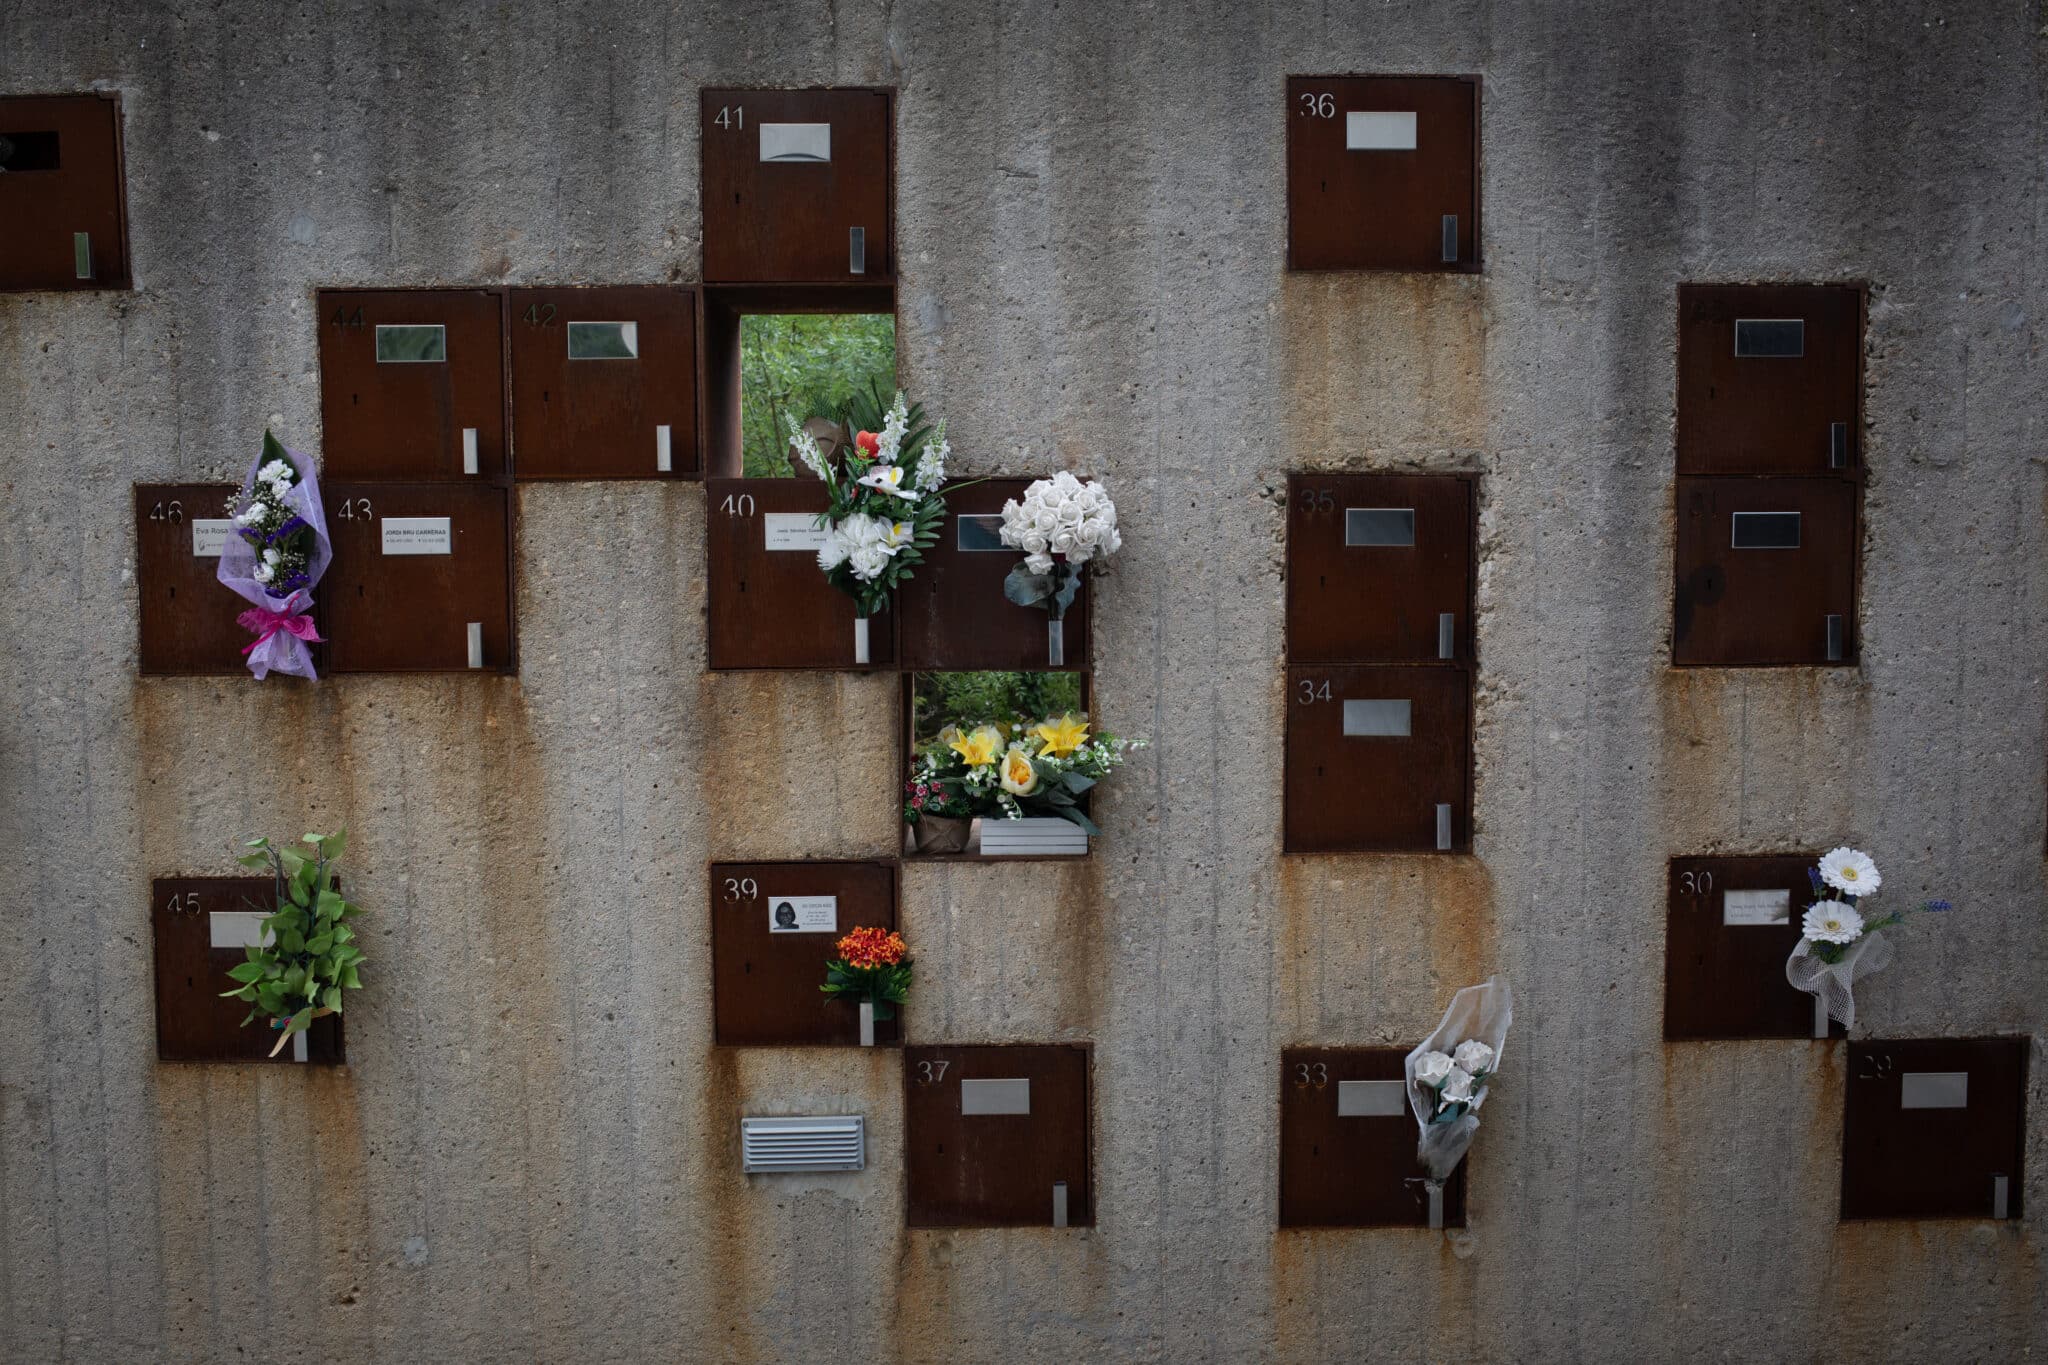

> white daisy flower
[1802,900,1865,946]
[1818,847,1881,897]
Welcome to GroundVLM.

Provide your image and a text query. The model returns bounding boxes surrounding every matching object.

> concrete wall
[2,2,2043,1360]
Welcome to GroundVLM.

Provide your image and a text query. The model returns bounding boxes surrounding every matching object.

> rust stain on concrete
[699,670,899,860]
[1279,274,1488,460]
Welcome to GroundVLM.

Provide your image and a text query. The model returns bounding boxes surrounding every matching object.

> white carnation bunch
[998,471,1121,575]
[816,511,915,583]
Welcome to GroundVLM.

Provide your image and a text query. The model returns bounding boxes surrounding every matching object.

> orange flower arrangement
[836,926,907,970]
[822,925,914,1020]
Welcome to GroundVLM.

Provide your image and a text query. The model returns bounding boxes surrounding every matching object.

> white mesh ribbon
[1405,976,1513,1184]
[1786,930,1892,1033]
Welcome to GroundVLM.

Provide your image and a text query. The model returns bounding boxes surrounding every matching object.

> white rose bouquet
[1786,847,1953,1033]
[1405,977,1512,1227]
[997,472,1121,665]
[788,387,952,659]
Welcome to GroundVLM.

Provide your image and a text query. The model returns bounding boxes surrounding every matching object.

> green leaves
[222,833,367,1040]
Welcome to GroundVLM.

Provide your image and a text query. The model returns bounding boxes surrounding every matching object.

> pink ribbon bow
[236,604,323,656]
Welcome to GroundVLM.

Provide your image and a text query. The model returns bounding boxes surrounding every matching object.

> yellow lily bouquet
[906,710,1144,836]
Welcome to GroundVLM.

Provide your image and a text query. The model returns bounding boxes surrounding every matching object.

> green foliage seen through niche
[739,313,897,478]
[911,671,1087,748]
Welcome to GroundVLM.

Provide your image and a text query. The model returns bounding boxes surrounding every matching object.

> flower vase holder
[854,616,871,666]
[859,1000,876,1048]
[1426,1179,1444,1230]
[1813,995,1830,1040]
[1047,617,1065,667]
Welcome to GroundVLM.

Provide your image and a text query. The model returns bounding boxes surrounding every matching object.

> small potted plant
[997,471,1122,666]
[1786,847,1953,1035]
[903,761,976,854]
[820,926,913,1047]
[219,830,366,1059]
[788,388,953,664]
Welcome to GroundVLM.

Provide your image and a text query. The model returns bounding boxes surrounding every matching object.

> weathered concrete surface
[2,2,2044,1360]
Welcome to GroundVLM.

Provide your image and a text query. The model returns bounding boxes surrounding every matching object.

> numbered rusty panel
[904,1044,1093,1228]
[1286,472,1474,666]
[1663,854,1841,1041]
[705,478,895,670]
[319,483,515,673]
[712,860,898,1047]
[317,288,507,481]
[152,877,345,1063]
[134,484,247,675]
[1679,284,1863,476]
[701,89,893,284]
[1284,665,1470,854]
[0,93,131,290]
[1280,1047,1465,1228]
[509,285,698,480]
[896,479,1090,672]
[1842,1038,2027,1221]
[1286,76,1479,272]
[1674,476,1857,667]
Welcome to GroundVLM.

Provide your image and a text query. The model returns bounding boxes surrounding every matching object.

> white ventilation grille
[741,1116,865,1173]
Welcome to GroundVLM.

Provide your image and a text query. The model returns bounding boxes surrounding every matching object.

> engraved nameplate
[1730,511,1801,550]
[1342,699,1411,737]
[1345,508,1415,547]
[209,910,271,949]
[1722,888,1791,927]
[760,122,831,163]
[1734,318,1804,358]
[1900,1071,1969,1110]
[1346,111,1417,150]
[960,1078,1031,1116]
[1337,1079,1407,1117]
[380,517,453,555]
[766,894,837,934]
[764,512,831,551]
[190,520,233,556]
[956,514,1007,551]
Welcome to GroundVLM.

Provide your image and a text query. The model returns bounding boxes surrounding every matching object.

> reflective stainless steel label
[375,324,447,363]
[1730,511,1801,549]
[1345,507,1416,547]
[1342,699,1411,737]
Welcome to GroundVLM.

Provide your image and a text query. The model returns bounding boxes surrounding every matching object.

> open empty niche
[734,311,896,478]
[903,670,1092,858]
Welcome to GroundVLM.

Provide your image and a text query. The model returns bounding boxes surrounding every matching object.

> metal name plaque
[1734,318,1805,358]
[760,122,830,163]
[1345,507,1415,547]
[1342,699,1412,737]
[1900,1071,1969,1110]
[766,894,837,934]
[763,513,831,551]
[381,517,453,555]
[960,1078,1031,1116]
[1722,888,1791,927]
[955,514,1007,551]
[1345,110,1417,150]
[1730,511,1801,550]
[189,519,233,557]
[1336,1079,1407,1117]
